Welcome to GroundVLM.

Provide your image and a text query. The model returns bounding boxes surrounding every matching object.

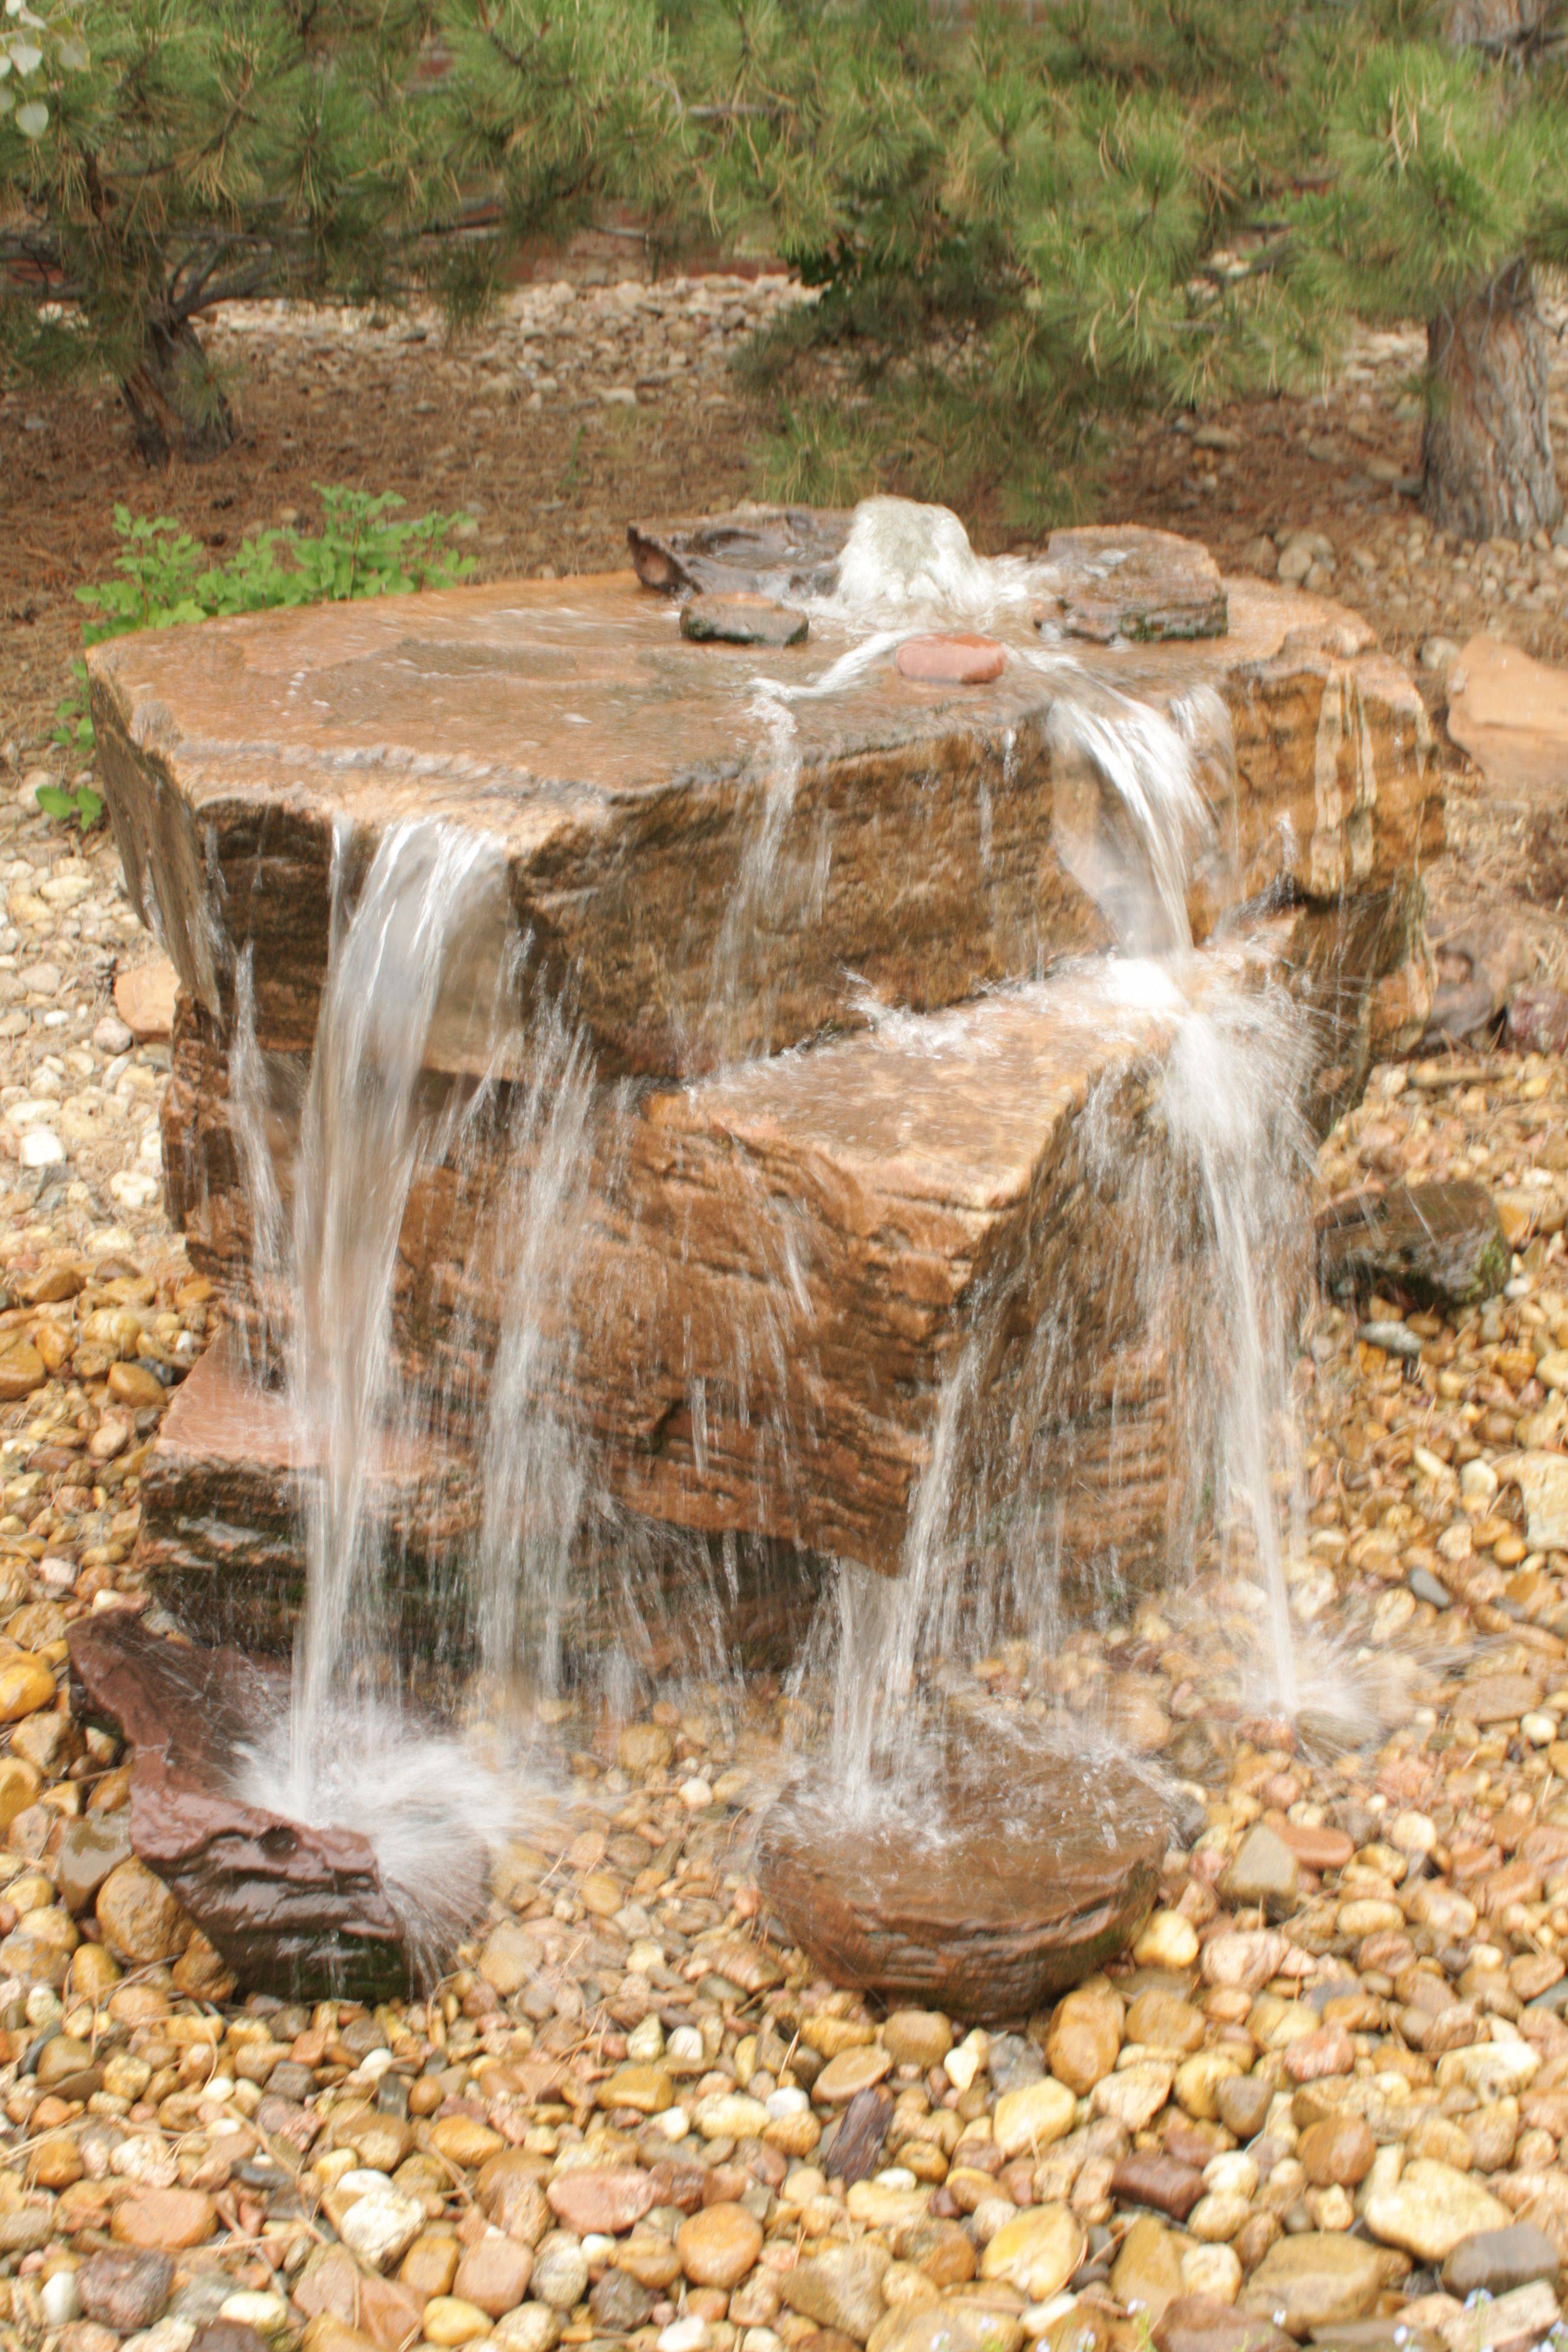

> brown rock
[1154,2298,1295,2352]
[628,505,850,601]
[1318,1181,1508,1312]
[0,1655,54,1721]
[759,1737,1168,2017]
[1299,2114,1376,2188]
[895,634,1007,686]
[0,1338,47,1403]
[1109,2151,1206,2221]
[676,2203,764,2290]
[79,2250,175,2332]
[1126,1990,1206,2054]
[545,2167,654,2235]
[95,1858,189,1965]
[71,1614,469,2001]
[111,2188,216,2251]
[114,953,179,1043]
[453,2230,535,2318]
[1466,1674,1542,1726]
[1241,2232,1383,2334]
[680,593,808,648]
[1445,633,1568,794]
[1039,526,1228,645]
[1112,2214,1186,2321]
[1047,1987,1125,2092]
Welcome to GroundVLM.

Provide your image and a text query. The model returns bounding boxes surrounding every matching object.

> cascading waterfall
[212,494,1330,1941]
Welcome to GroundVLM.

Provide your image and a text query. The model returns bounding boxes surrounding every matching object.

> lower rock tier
[155,943,1334,1619]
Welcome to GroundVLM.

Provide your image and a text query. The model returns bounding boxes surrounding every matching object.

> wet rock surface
[68,1613,480,1999]
[756,1739,1169,2016]
[1036,527,1229,644]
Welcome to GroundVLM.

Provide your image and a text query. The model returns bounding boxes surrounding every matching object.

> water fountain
[70,500,1442,2003]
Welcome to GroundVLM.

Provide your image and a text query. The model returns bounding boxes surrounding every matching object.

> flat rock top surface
[671,965,1191,1213]
[91,570,1367,833]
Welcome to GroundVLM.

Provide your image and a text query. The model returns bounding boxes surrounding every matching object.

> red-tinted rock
[68,1614,484,2001]
[1109,2151,1206,2221]
[757,1733,1168,2019]
[1508,985,1568,1055]
[895,633,1006,685]
[1154,2298,1295,2352]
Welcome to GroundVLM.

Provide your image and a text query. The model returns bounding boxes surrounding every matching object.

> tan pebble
[1110,2213,1184,2321]
[431,2117,506,2169]
[0,1657,55,1722]
[979,2204,1083,2301]
[0,1754,42,1826]
[596,2063,673,2114]
[1045,1988,1123,2095]
[95,1859,189,1965]
[993,2079,1076,2159]
[815,2044,893,2101]
[107,1362,166,1409]
[423,2296,494,2345]
[676,2203,763,2290]
[1132,1911,1199,1971]
[400,2236,462,2298]
[883,2012,953,2069]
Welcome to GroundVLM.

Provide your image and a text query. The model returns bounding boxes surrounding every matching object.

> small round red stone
[895,632,1006,684]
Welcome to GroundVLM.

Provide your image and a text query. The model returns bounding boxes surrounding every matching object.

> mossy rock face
[1317,1178,1509,1310]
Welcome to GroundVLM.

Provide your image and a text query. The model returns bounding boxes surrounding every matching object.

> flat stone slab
[1036,525,1227,642]
[1447,633,1568,792]
[627,504,850,598]
[756,1733,1170,2017]
[91,563,1438,1077]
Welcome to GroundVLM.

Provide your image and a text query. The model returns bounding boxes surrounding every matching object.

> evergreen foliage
[2,0,1565,534]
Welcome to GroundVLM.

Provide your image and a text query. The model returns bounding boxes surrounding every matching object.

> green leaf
[34,784,75,819]
[74,787,103,828]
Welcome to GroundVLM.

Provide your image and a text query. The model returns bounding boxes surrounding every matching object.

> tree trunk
[120,316,236,466]
[1422,261,1563,542]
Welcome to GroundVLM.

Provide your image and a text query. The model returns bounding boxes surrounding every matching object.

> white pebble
[19,1127,65,1167]
[679,1775,714,1810]
[1522,1712,1555,1746]
[766,2086,809,2118]
[659,2321,710,2352]
[650,2105,691,2140]
[41,2273,83,2327]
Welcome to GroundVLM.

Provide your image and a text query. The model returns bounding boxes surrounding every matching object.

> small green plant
[48,487,477,825]
[33,774,102,832]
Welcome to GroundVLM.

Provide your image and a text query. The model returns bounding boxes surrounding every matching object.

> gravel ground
[4,283,1568,2352]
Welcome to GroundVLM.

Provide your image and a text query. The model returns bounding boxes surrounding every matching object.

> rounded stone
[0,1657,55,1722]
[546,2167,654,2236]
[676,2203,764,2290]
[1112,2214,1185,2321]
[993,2078,1076,2158]
[492,2308,561,2352]
[531,2235,590,2313]
[895,635,1007,686]
[111,2189,217,2252]
[756,1739,1168,2016]
[1046,1987,1123,2094]
[1299,2114,1375,2189]
[979,2206,1084,2302]
[430,2117,506,2169]
[96,1859,189,1964]
[815,2045,894,2102]
[454,2233,534,2319]
[882,2011,954,2069]
[423,2299,494,2346]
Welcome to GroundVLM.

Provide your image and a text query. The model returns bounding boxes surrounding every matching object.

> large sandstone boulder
[90,523,1442,1635]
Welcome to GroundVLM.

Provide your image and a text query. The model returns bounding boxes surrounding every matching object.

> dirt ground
[1,276,1566,972]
